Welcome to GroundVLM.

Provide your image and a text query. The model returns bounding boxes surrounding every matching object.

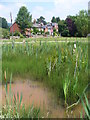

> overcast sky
[0,0,89,23]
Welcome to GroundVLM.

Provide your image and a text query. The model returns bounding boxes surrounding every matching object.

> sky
[0,0,89,23]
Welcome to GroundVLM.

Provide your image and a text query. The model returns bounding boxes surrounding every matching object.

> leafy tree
[88,9,90,34]
[75,10,88,37]
[61,29,69,37]
[0,17,8,29]
[58,20,70,37]
[16,6,32,33]
[58,20,65,33]
[56,17,60,23]
[51,16,57,23]
[36,16,46,25]
[65,17,77,37]
[51,16,60,23]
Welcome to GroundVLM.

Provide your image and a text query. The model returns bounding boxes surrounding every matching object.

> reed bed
[2,40,89,107]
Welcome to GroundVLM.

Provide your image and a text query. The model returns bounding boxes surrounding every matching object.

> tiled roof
[32,23,43,28]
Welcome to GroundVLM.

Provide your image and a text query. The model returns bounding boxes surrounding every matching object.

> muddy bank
[1,78,83,118]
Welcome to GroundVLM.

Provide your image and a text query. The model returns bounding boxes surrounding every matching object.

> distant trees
[65,17,77,37]
[0,17,8,29]
[16,6,32,34]
[36,16,47,25]
[51,16,60,23]
[51,16,56,23]
[58,10,88,37]
[58,20,69,37]
[75,10,88,37]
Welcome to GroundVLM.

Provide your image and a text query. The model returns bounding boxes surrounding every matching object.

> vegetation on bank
[1,74,89,119]
[2,37,88,43]
[1,74,41,119]
[0,28,24,39]
[2,41,89,106]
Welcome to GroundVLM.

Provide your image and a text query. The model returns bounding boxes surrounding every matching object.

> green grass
[1,36,88,42]
[2,40,89,106]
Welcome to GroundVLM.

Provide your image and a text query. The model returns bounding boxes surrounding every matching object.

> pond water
[1,78,84,118]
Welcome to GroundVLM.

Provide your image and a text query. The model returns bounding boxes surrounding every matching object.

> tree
[51,16,56,23]
[75,10,88,37]
[58,20,65,33]
[0,17,8,29]
[58,20,70,37]
[16,6,32,34]
[65,17,77,37]
[56,17,60,23]
[61,29,69,37]
[36,16,46,25]
[51,17,60,23]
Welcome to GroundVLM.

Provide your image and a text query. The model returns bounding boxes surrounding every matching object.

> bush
[53,28,56,33]
[13,31,21,36]
[41,30,44,35]
[12,31,24,38]
[2,29,10,39]
[45,31,49,35]
[20,34,24,38]
[33,28,39,34]
[61,29,70,37]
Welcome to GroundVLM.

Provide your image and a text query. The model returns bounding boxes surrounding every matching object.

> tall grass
[1,74,40,119]
[2,41,89,106]
[80,93,90,119]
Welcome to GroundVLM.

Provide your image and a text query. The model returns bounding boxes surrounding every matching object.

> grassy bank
[2,41,88,106]
[1,37,88,42]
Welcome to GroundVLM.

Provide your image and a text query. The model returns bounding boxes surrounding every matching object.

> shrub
[41,30,44,35]
[2,29,10,39]
[45,31,49,35]
[13,31,21,36]
[20,34,24,38]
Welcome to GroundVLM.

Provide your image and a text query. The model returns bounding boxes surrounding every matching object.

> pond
[0,78,83,118]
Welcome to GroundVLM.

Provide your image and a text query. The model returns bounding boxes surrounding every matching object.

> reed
[2,40,89,106]
[1,74,40,119]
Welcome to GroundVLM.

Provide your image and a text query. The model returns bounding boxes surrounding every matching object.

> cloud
[32,6,44,20]
[16,3,26,8]
[0,4,4,10]
[52,0,88,20]
[0,0,88,23]
[0,2,27,23]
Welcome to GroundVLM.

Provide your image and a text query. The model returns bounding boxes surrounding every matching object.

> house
[10,22,32,37]
[10,22,21,33]
[10,22,58,37]
[32,23,44,31]
[43,23,58,35]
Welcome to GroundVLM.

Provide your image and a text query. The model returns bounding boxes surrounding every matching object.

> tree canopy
[75,10,88,37]
[51,16,60,23]
[16,6,32,33]
[58,10,88,37]
[36,16,47,25]
[0,17,8,29]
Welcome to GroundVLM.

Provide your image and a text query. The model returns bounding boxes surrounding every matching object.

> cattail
[4,70,6,82]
